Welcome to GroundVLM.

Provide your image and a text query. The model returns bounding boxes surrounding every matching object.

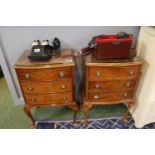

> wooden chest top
[14,48,75,69]
[84,54,144,66]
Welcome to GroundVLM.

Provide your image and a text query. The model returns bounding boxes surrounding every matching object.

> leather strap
[81,34,107,56]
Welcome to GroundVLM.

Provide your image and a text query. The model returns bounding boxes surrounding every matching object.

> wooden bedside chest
[14,49,78,128]
[82,54,144,125]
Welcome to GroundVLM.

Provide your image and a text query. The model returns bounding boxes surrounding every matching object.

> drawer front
[20,80,72,94]
[87,89,134,102]
[24,92,72,105]
[88,66,140,81]
[88,79,137,92]
[16,67,72,81]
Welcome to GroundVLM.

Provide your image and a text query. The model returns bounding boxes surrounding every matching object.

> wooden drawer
[20,80,72,94]
[87,89,134,102]
[88,66,140,81]
[16,67,72,81]
[24,92,72,105]
[88,78,137,92]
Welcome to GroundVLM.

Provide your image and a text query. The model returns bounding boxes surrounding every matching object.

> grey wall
[0,26,140,104]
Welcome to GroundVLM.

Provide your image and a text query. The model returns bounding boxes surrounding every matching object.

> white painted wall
[0,47,24,104]
[0,26,140,104]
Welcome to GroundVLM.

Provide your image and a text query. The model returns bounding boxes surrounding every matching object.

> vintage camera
[28,38,61,61]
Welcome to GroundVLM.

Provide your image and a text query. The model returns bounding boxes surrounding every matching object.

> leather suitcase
[95,34,133,59]
[81,33,134,60]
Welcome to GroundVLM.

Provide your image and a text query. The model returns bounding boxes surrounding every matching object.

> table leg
[23,105,35,128]
[83,104,92,126]
[68,103,78,124]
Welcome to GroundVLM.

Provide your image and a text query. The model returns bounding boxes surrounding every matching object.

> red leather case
[95,34,133,59]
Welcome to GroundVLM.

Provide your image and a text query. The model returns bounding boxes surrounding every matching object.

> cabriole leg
[68,103,78,124]
[83,104,92,126]
[123,102,134,122]
[23,105,35,128]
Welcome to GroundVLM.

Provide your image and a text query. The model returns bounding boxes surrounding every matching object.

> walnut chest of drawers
[14,49,78,128]
[82,54,144,125]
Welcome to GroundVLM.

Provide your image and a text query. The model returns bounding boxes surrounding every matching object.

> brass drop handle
[123,93,128,98]
[93,94,99,99]
[95,83,100,89]
[61,85,66,89]
[126,82,131,87]
[59,71,64,78]
[28,86,33,91]
[96,71,101,77]
[129,70,134,75]
[62,96,67,101]
[31,98,36,102]
[25,73,30,79]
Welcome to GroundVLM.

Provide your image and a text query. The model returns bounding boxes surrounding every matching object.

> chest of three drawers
[82,56,144,125]
[14,50,78,128]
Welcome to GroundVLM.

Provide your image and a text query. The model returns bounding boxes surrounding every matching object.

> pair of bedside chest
[14,48,144,127]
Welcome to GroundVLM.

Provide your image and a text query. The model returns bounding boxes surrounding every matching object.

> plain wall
[0,26,140,104]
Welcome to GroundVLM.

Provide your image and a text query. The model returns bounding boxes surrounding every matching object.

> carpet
[36,116,155,129]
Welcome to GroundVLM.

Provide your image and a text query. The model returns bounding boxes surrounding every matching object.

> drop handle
[126,82,131,87]
[62,96,67,101]
[25,73,30,79]
[31,98,36,102]
[123,93,128,98]
[61,85,66,89]
[129,70,134,75]
[59,71,64,78]
[95,83,100,89]
[96,71,101,77]
[93,94,99,100]
[28,86,33,91]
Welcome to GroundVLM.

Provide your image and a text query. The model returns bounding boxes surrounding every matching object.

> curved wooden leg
[83,104,92,126]
[68,103,78,124]
[23,105,35,128]
[123,102,134,122]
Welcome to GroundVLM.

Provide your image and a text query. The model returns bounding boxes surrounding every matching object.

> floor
[0,76,129,129]
[0,77,31,128]
[36,116,155,129]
